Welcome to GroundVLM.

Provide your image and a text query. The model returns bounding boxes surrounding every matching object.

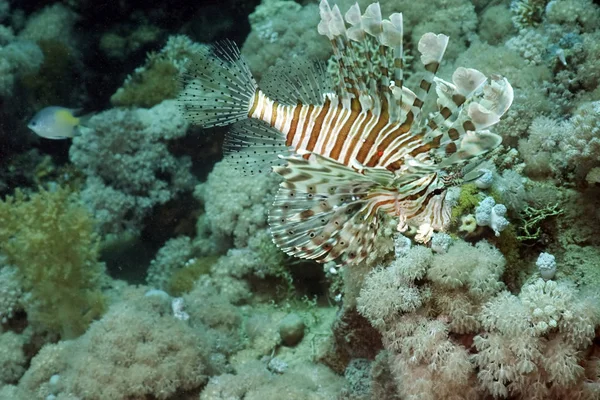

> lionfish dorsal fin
[269,153,395,265]
[262,59,333,107]
[318,1,398,118]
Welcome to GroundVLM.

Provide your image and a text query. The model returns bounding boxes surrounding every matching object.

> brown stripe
[420,80,431,91]
[259,96,267,122]
[402,177,436,202]
[297,104,315,152]
[445,142,457,154]
[357,110,389,166]
[369,111,414,166]
[452,94,466,107]
[430,134,442,148]
[440,107,451,119]
[386,160,404,172]
[270,102,278,127]
[413,98,424,109]
[425,62,439,73]
[300,210,314,219]
[448,128,460,140]
[320,105,344,157]
[306,99,332,152]
[383,111,413,147]
[331,106,361,162]
[408,142,432,158]
[287,172,312,182]
[286,105,304,146]
[463,120,475,132]
[406,184,441,218]
[248,91,260,117]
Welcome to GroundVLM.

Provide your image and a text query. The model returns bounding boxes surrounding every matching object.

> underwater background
[1,0,600,399]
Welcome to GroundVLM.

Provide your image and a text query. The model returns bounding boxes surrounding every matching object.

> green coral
[510,0,549,28]
[0,188,106,338]
[168,255,219,296]
[110,35,208,108]
[451,183,481,222]
[110,56,179,108]
[516,203,563,241]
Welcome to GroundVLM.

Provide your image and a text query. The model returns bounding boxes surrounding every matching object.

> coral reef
[111,35,208,108]
[0,188,106,338]
[1,0,600,399]
[69,100,196,236]
[13,289,214,399]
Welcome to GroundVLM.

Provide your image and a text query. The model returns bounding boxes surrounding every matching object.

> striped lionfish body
[178,0,514,265]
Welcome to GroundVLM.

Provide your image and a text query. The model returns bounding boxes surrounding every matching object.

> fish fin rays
[269,153,392,265]
[262,59,334,107]
[178,39,257,128]
[424,73,513,167]
[224,119,293,175]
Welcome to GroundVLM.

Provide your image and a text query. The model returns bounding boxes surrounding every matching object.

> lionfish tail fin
[269,153,394,265]
[178,39,257,128]
[224,119,292,175]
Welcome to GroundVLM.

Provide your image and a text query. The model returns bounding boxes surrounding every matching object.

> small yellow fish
[28,106,81,140]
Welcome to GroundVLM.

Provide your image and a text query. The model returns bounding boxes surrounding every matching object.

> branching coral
[194,159,281,249]
[0,187,106,338]
[70,100,196,236]
[0,265,23,324]
[241,0,330,81]
[0,331,27,385]
[111,35,208,107]
[519,101,600,182]
[474,279,600,399]
[356,233,600,399]
[17,290,213,399]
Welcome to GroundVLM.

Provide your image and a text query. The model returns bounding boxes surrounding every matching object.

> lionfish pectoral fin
[178,39,257,128]
[422,71,513,167]
[269,153,392,265]
[459,160,486,182]
[224,119,293,175]
[437,130,503,168]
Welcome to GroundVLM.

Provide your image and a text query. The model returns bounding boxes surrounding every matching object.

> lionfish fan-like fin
[178,39,257,128]
[224,119,293,175]
[420,67,487,149]
[430,75,513,166]
[409,32,449,122]
[318,1,410,121]
[269,153,393,265]
[262,59,333,107]
[437,130,503,168]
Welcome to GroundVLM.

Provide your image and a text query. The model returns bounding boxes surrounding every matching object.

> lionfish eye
[432,188,445,195]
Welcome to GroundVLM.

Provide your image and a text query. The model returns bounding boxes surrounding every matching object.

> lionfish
[178,0,513,265]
